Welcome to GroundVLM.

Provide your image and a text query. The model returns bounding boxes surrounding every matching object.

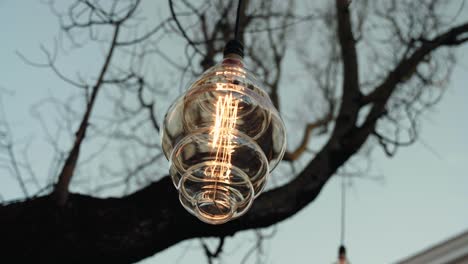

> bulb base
[178,161,254,225]
[223,39,244,58]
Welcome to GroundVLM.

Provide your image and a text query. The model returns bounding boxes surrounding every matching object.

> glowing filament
[206,93,239,181]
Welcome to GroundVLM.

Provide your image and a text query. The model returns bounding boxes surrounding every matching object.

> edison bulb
[162,55,286,224]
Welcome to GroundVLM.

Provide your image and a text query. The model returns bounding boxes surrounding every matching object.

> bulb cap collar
[223,39,244,58]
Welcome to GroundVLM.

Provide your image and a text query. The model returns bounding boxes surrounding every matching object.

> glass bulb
[162,56,286,224]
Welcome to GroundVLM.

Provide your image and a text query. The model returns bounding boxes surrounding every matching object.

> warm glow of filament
[206,92,239,181]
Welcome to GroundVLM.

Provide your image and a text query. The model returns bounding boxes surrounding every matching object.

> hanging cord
[234,0,243,41]
[340,174,346,245]
[223,0,244,57]
[338,174,348,262]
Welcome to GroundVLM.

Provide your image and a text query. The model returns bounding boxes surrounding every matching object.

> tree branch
[0,94,372,262]
[201,237,225,263]
[361,22,468,127]
[53,24,120,206]
[168,0,205,57]
[283,112,334,161]
[334,0,361,135]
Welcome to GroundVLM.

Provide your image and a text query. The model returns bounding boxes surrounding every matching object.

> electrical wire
[234,0,243,40]
[340,174,346,245]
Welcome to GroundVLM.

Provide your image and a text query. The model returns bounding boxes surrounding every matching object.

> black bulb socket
[223,39,244,58]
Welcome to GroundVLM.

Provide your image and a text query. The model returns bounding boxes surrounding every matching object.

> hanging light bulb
[162,40,286,224]
[334,245,350,264]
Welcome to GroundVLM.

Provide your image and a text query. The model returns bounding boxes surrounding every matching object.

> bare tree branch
[53,23,121,206]
[334,0,361,135]
[283,112,334,161]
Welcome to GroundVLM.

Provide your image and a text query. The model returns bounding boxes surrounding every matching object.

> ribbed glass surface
[162,57,286,224]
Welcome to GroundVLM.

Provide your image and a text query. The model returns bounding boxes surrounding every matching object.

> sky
[0,1,467,263]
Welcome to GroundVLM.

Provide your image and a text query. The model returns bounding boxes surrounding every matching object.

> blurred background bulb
[162,55,286,224]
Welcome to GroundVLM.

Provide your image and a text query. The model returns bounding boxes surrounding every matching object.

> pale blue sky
[0,1,467,263]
